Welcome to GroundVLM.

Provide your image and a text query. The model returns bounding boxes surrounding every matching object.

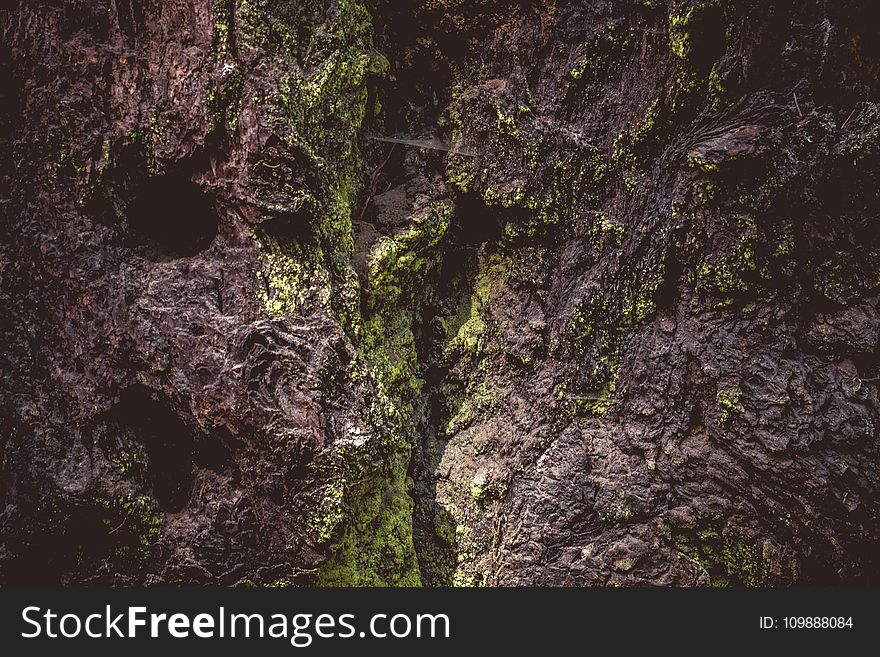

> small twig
[369,135,476,157]
[356,144,396,223]
[793,92,802,118]
[840,105,858,131]
[108,508,133,535]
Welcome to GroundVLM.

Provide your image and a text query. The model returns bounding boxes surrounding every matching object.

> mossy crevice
[240,0,430,586]
[244,0,387,335]
[317,453,421,586]
[316,200,454,586]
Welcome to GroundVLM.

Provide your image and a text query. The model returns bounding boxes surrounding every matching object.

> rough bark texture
[2,0,879,586]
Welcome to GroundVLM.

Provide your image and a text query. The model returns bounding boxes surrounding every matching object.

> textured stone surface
[2,0,879,586]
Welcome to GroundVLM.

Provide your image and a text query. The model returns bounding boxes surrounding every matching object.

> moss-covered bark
[3,0,880,587]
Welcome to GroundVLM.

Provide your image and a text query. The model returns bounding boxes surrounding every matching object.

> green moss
[366,202,452,310]
[716,387,742,423]
[481,150,604,241]
[553,357,619,428]
[267,577,297,587]
[316,201,453,586]
[670,68,698,113]
[243,0,386,336]
[667,1,726,114]
[360,200,452,407]
[447,165,474,194]
[558,221,668,427]
[437,294,477,352]
[692,214,758,303]
[450,522,487,587]
[595,212,624,244]
[469,473,490,505]
[429,254,507,438]
[100,493,162,551]
[567,22,625,90]
[113,436,148,477]
[568,289,610,350]
[495,108,520,140]
[610,98,660,170]
[676,532,777,586]
[255,230,329,316]
[239,0,435,587]
[688,155,719,173]
[430,253,508,441]
[443,379,497,436]
[566,226,665,368]
[668,4,697,60]
[317,454,420,586]
[668,1,723,62]
[707,63,724,108]
[307,480,345,544]
[614,503,633,522]
[442,253,505,361]
[621,258,665,326]
[570,57,590,80]
[695,242,754,299]
[614,558,636,572]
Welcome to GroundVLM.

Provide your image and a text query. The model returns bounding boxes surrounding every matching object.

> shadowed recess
[128,175,218,257]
